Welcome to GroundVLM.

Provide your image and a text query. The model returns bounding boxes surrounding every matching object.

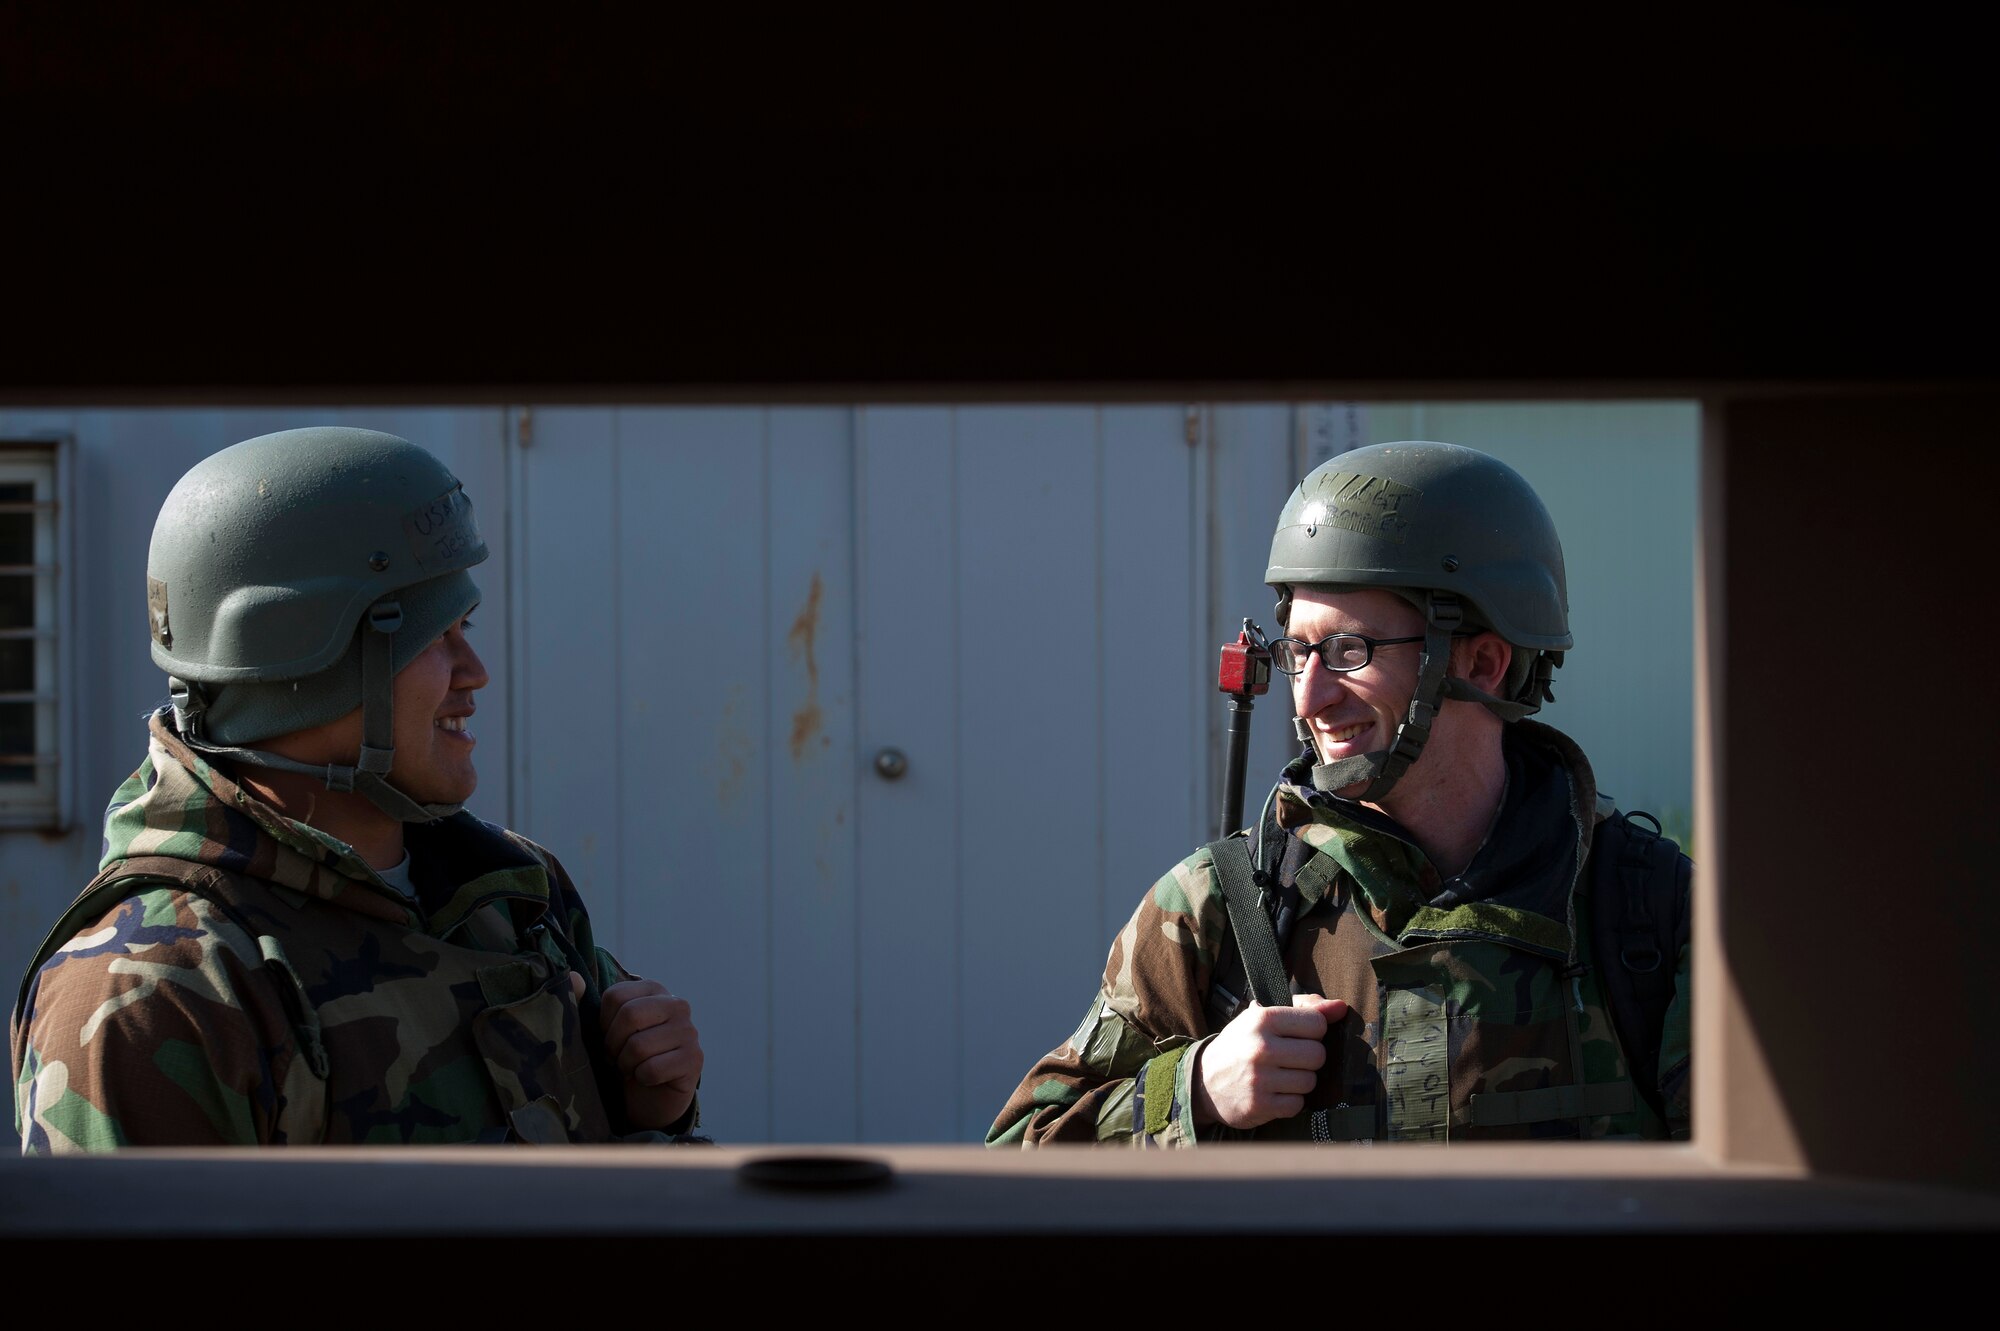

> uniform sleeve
[985,849,1231,1148]
[12,888,310,1152]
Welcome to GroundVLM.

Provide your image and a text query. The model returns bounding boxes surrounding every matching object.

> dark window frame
[0,438,73,830]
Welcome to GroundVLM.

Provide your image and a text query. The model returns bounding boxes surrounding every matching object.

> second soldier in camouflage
[13,427,708,1150]
[989,441,1691,1147]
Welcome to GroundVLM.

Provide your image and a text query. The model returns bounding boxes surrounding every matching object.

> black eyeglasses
[1268,631,1427,675]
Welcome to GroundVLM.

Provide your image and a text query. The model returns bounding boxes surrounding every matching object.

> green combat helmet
[145,426,489,822]
[1265,439,1571,802]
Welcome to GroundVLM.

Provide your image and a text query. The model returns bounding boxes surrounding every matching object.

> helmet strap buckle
[1531,649,1562,705]
[1425,590,1463,633]
[167,675,208,738]
[367,599,404,635]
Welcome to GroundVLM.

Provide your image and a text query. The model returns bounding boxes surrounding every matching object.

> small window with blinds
[0,442,64,826]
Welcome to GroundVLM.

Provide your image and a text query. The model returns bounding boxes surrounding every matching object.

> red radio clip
[1218,620,1272,697]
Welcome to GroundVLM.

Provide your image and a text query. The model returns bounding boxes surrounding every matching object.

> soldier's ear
[1454,632,1512,693]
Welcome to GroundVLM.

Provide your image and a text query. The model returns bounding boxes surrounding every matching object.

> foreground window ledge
[5,1144,1995,1239]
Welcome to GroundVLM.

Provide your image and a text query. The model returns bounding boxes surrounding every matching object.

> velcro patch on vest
[476,959,545,1008]
[1143,1047,1183,1137]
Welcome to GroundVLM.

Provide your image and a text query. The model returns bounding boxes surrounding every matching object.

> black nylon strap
[1588,809,1691,1122]
[1207,836,1291,1008]
[1310,1103,1380,1141]
[359,598,401,775]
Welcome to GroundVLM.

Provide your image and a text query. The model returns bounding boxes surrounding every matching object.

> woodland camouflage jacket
[12,710,701,1150]
[988,721,1692,1147]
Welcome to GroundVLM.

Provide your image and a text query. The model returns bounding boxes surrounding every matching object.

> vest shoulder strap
[15,857,272,1025]
[1205,835,1290,1014]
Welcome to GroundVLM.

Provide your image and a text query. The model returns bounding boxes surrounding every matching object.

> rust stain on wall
[715,680,753,810]
[787,572,824,761]
[789,701,823,760]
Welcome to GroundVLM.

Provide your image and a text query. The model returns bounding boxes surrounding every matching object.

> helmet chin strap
[173,597,463,825]
[1299,591,1464,804]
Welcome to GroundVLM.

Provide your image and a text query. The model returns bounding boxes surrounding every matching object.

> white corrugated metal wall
[0,400,1695,1147]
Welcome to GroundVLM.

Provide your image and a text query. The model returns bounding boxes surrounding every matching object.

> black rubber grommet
[736,1153,895,1192]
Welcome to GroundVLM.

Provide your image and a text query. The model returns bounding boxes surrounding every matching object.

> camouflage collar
[1268,720,1598,960]
[99,710,551,937]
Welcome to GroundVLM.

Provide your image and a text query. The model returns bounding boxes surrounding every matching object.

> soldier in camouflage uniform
[989,441,1691,1147]
[12,427,706,1149]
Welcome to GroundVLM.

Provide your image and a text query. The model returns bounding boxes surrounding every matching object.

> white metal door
[511,404,1211,1142]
